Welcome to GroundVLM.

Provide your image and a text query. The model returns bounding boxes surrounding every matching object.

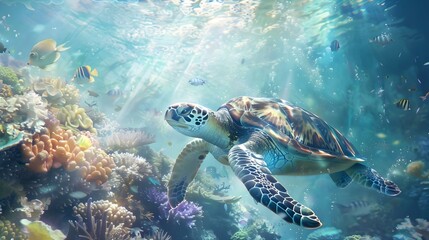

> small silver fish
[106,88,123,97]
[334,200,379,216]
[369,33,393,46]
[188,77,206,86]
[28,38,69,69]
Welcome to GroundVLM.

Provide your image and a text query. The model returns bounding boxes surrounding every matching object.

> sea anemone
[102,129,155,152]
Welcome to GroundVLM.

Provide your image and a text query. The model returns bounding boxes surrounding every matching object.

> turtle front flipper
[168,139,210,207]
[228,143,322,229]
[346,163,401,196]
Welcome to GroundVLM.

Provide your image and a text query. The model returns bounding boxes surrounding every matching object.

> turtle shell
[220,96,358,158]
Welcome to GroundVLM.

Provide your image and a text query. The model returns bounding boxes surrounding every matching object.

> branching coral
[111,152,153,184]
[73,199,136,228]
[102,129,155,152]
[0,66,25,94]
[68,198,131,240]
[32,77,79,107]
[396,217,429,240]
[143,187,203,228]
[54,104,96,133]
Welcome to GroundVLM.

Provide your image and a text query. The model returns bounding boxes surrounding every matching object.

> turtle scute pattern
[228,144,322,228]
[222,96,357,157]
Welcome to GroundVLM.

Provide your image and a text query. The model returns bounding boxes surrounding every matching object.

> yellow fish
[27,39,69,69]
[76,135,92,151]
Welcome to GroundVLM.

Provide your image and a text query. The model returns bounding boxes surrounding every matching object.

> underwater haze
[0,0,429,239]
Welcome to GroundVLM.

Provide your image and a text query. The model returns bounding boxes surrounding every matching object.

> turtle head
[165,103,213,137]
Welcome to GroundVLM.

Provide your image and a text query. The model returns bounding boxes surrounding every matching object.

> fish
[424,62,429,66]
[334,200,380,216]
[420,92,429,101]
[0,42,8,54]
[84,101,97,108]
[408,88,416,92]
[76,135,92,151]
[395,98,410,110]
[114,105,122,112]
[147,177,160,186]
[241,58,245,64]
[27,38,69,69]
[376,133,386,139]
[72,66,98,83]
[106,88,123,97]
[330,40,340,52]
[88,90,99,97]
[69,191,87,199]
[369,33,393,46]
[188,77,206,86]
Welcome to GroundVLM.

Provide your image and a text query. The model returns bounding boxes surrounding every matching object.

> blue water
[0,0,428,239]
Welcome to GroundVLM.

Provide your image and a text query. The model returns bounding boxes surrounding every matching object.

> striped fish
[334,200,379,216]
[396,98,410,110]
[330,40,340,52]
[369,33,393,46]
[73,65,98,83]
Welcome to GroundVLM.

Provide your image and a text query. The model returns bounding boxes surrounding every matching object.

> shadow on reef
[0,64,283,239]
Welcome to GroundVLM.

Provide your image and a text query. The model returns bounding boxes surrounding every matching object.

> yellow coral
[20,219,65,240]
[55,104,96,133]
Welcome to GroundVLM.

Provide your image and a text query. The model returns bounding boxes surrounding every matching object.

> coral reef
[54,104,96,133]
[0,66,25,94]
[0,219,28,239]
[344,235,381,240]
[0,80,13,98]
[32,77,79,107]
[143,187,203,228]
[102,128,155,153]
[21,127,83,173]
[74,147,115,185]
[21,125,114,184]
[68,199,131,240]
[111,152,153,183]
[73,199,136,228]
[0,91,48,133]
[396,217,429,240]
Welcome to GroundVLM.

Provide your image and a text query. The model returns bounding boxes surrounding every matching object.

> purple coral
[164,201,203,228]
[144,187,203,228]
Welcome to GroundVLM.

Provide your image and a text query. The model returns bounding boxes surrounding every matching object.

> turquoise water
[0,0,428,239]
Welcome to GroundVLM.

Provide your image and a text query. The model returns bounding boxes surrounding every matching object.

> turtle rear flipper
[346,163,401,196]
[228,142,322,229]
[168,139,210,207]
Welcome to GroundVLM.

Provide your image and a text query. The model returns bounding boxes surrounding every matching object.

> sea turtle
[164,96,401,228]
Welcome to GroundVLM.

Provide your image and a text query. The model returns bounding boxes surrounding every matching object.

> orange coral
[21,125,114,184]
